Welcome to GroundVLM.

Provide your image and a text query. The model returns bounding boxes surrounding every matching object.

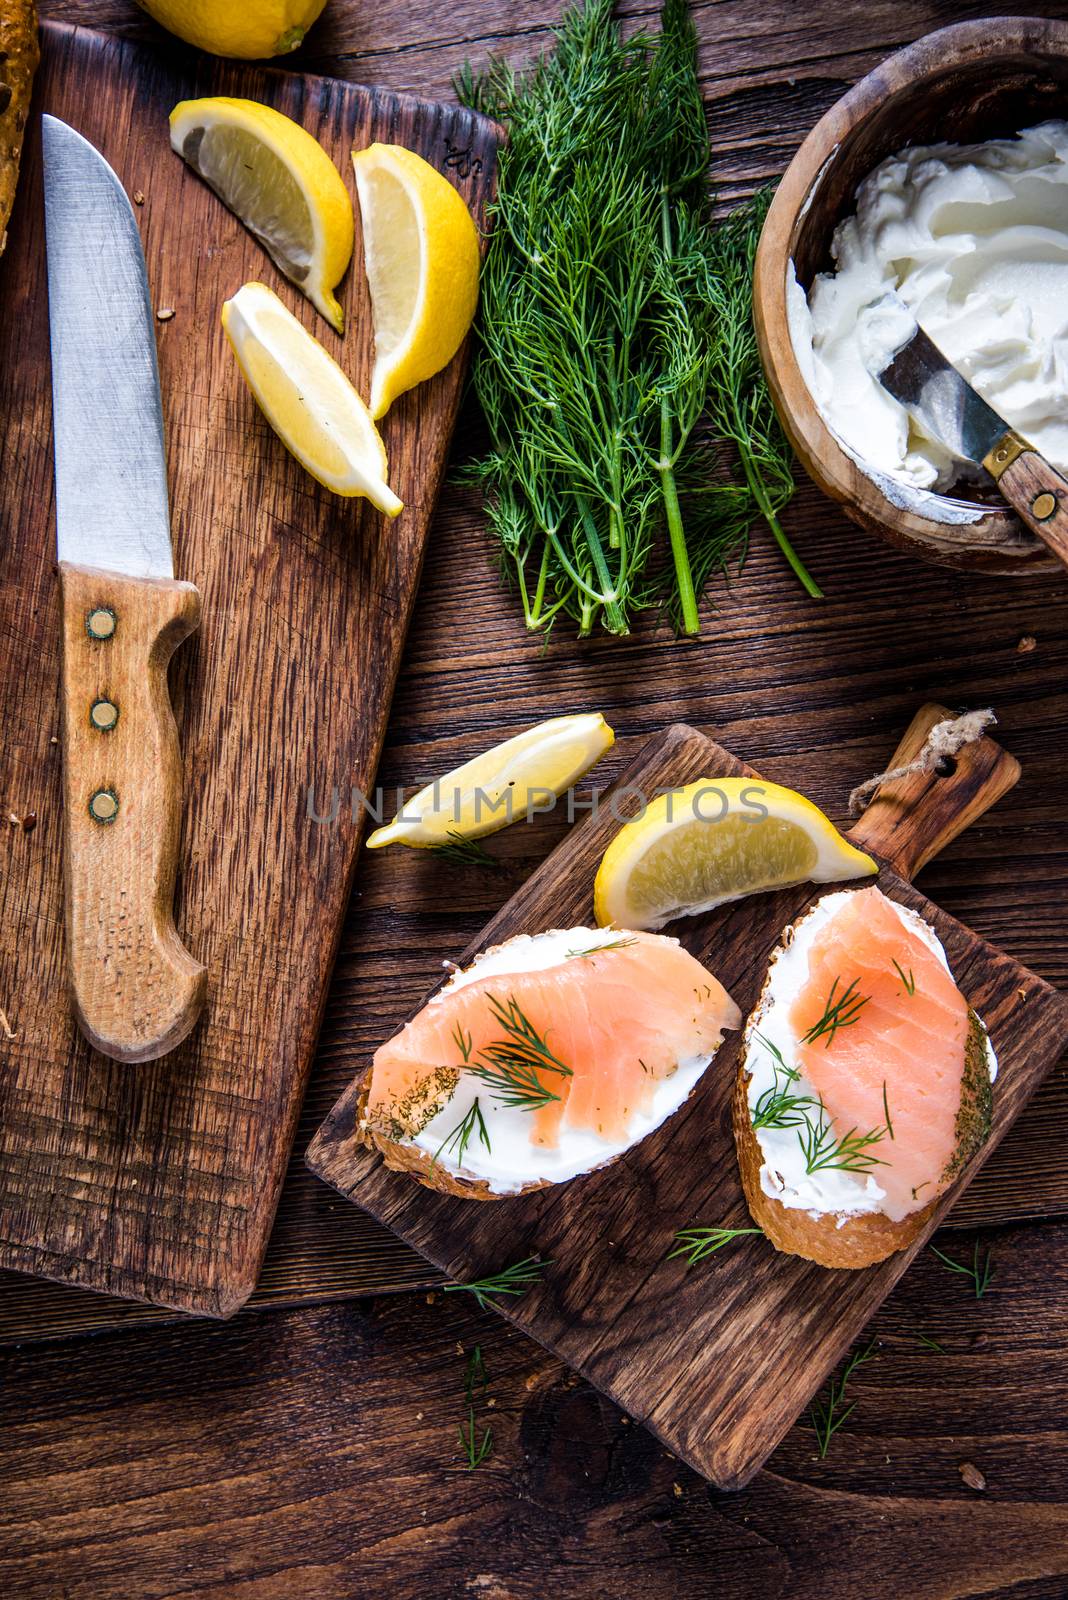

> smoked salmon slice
[788,885,990,1216]
[365,930,741,1151]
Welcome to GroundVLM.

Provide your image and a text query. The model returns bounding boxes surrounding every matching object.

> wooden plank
[0,21,497,1317]
[308,721,1068,1488]
[3,0,1063,1345]
[3,1226,1068,1599]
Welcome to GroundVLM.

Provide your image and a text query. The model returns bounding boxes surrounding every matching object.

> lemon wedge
[222,282,402,515]
[366,713,615,849]
[352,143,480,419]
[170,97,354,332]
[594,778,877,930]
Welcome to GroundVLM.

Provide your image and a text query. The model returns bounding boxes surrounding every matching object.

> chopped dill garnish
[432,831,501,870]
[892,959,916,996]
[669,1226,763,1266]
[457,1345,493,1469]
[801,976,870,1048]
[930,1240,996,1299]
[445,1255,552,1312]
[799,1102,888,1176]
[432,1097,491,1168]
[566,936,637,959]
[882,1081,894,1141]
[465,994,573,1110]
[750,1032,819,1131]
[808,1339,876,1459]
[465,1343,489,1405]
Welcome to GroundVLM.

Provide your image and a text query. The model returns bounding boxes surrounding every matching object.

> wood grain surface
[1,1,1067,1595]
[307,719,1068,1488]
[1,0,1066,1351]
[0,21,496,1315]
[4,1226,1068,1599]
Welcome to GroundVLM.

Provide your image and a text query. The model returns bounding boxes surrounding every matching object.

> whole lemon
[137,1,328,59]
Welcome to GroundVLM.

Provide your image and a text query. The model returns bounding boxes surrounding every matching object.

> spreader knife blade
[42,115,206,1062]
[876,316,1068,572]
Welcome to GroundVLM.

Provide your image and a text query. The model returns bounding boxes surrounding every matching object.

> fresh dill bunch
[459,0,748,635]
[458,0,820,636]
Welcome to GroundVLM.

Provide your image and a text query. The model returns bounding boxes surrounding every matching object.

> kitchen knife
[876,319,1068,572]
[42,115,206,1062]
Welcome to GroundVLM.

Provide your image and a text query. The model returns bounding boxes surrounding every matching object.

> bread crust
[0,1,38,257]
[354,1076,552,1202]
[732,1062,938,1268]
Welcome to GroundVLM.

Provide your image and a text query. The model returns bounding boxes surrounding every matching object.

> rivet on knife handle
[59,563,206,1062]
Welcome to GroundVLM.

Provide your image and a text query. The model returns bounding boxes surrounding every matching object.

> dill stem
[659,397,700,634]
[574,493,628,634]
[527,542,550,629]
[738,437,823,599]
[657,190,700,635]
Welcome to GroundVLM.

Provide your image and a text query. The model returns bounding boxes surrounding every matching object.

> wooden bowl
[754,17,1068,576]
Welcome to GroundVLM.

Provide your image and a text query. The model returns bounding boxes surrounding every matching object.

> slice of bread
[0,1,38,257]
[733,1008,992,1268]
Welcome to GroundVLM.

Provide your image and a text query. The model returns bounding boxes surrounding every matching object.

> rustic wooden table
[3,1,1068,1595]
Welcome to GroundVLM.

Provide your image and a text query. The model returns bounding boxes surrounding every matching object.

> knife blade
[43,117,173,580]
[42,116,206,1062]
[875,315,1068,573]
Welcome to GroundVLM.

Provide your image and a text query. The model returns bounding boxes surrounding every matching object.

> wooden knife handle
[984,434,1068,570]
[59,562,207,1062]
[847,702,1020,883]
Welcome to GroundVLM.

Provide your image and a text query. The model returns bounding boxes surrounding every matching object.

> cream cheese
[410,927,717,1193]
[743,889,997,1225]
[789,121,1068,504]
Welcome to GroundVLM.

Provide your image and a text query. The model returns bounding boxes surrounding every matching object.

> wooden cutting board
[0,22,496,1316]
[307,707,1068,1489]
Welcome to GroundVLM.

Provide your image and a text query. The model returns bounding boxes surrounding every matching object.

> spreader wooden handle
[59,562,207,1062]
[847,702,1020,883]
[985,437,1068,571]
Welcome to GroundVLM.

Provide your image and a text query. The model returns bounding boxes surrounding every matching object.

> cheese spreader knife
[876,316,1068,572]
[42,115,206,1062]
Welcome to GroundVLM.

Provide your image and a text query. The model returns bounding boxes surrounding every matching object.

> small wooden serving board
[0,23,496,1316]
[308,710,1068,1489]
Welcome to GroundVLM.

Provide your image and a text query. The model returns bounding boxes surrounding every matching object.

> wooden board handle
[847,702,1020,882]
[59,562,207,1062]
[986,438,1068,571]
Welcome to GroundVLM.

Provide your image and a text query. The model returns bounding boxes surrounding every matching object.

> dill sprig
[747,1033,888,1174]
[799,1103,888,1176]
[432,1097,491,1168]
[445,1255,552,1312]
[892,959,916,996]
[750,1032,820,1130]
[669,1226,763,1266]
[458,1346,493,1469]
[566,935,637,959]
[457,0,816,637]
[465,994,572,1110]
[930,1240,996,1299]
[808,1339,876,1459]
[801,976,870,1048]
[432,831,501,870]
